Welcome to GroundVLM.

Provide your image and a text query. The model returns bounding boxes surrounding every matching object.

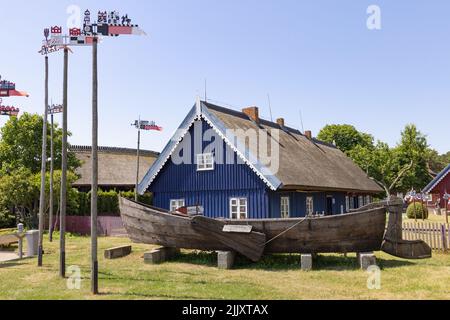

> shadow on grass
[0,262,22,268]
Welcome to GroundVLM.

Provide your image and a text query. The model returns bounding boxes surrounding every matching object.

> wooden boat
[119,197,430,261]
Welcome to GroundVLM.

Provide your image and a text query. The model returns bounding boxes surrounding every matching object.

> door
[326,196,333,215]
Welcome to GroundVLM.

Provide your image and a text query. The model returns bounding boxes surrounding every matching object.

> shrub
[67,189,153,217]
[406,202,429,219]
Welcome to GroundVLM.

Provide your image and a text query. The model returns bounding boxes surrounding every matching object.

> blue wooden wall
[268,191,347,218]
[150,120,269,218]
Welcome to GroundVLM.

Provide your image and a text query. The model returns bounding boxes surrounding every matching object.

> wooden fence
[403,222,449,252]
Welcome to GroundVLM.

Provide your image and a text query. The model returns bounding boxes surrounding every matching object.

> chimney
[305,130,312,139]
[276,118,285,127]
[242,106,259,123]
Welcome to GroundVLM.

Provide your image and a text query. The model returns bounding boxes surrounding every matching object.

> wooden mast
[135,118,141,201]
[91,36,99,294]
[60,47,68,278]
[49,112,54,242]
[38,55,49,267]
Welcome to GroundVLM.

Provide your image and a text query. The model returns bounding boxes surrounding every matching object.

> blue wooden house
[138,100,383,219]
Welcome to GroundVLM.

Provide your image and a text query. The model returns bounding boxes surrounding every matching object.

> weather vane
[39,9,146,55]
[0,75,29,97]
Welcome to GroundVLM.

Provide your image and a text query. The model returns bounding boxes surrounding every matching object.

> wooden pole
[60,47,68,278]
[135,123,140,202]
[91,37,99,295]
[445,199,449,224]
[49,113,54,242]
[38,55,49,267]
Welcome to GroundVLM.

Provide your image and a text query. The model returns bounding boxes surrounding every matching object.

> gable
[138,100,282,194]
[423,164,450,193]
[150,120,269,192]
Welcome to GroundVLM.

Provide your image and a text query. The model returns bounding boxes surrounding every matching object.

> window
[358,196,364,208]
[170,199,185,212]
[230,198,247,219]
[306,196,314,216]
[366,195,371,205]
[345,196,350,212]
[197,153,214,171]
[281,197,290,218]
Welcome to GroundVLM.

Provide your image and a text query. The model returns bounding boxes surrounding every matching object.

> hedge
[69,189,153,217]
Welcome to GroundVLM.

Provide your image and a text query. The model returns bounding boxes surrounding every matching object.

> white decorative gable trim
[138,101,282,194]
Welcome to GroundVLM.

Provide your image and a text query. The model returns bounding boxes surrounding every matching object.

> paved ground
[0,251,20,262]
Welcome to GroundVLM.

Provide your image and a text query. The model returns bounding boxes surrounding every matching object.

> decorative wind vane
[0,75,29,97]
[48,103,63,114]
[133,119,163,131]
[0,98,20,117]
[39,10,145,55]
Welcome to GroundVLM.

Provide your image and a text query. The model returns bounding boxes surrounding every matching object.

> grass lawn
[0,234,449,300]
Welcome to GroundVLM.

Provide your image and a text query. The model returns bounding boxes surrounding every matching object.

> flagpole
[91,36,99,295]
[49,112,54,242]
[135,117,141,201]
[38,55,49,267]
[60,47,68,278]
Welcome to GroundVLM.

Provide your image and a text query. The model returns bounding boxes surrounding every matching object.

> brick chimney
[304,130,312,139]
[276,118,285,127]
[242,106,259,123]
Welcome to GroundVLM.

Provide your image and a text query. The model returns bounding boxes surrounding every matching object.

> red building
[423,164,450,209]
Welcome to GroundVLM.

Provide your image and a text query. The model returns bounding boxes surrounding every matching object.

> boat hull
[119,197,387,254]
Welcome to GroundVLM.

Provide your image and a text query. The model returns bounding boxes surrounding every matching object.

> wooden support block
[104,245,132,259]
[300,254,313,271]
[144,247,180,264]
[217,251,235,269]
[358,252,376,270]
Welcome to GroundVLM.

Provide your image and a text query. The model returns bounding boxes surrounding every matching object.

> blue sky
[1,0,449,153]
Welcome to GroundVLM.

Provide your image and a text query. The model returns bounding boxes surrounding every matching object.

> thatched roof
[71,145,159,188]
[140,100,382,194]
[205,102,383,193]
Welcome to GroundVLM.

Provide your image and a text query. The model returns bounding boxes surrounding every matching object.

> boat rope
[262,217,309,246]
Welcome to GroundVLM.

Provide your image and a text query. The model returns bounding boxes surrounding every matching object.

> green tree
[317,124,374,154]
[427,149,450,173]
[395,124,429,191]
[349,142,412,197]
[0,168,78,228]
[0,113,80,174]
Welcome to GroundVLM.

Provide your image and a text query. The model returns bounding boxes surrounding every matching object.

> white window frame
[366,195,371,206]
[345,196,350,212]
[170,199,185,212]
[230,197,248,220]
[306,196,314,216]
[359,195,364,208]
[197,153,215,171]
[281,196,290,218]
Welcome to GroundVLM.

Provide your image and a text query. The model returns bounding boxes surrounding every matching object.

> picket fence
[402,222,449,252]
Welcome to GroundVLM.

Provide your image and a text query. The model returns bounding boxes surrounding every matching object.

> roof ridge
[203,101,337,149]
[70,145,160,155]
